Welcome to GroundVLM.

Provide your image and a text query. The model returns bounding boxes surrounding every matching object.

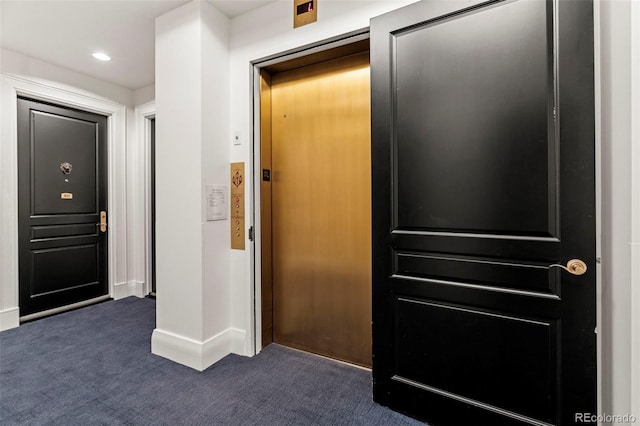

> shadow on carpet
[0,297,423,425]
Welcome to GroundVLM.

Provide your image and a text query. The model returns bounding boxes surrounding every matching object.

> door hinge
[248,226,254,242]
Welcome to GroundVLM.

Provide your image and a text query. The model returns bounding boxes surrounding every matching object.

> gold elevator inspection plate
[61,192,73,200]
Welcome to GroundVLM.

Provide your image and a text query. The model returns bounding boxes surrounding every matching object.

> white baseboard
[151,327,246,371]
[113,281,129,300]
[113,281,146,300]
[128,280,146,298]
[0,307,19,332]
[229,328,247,355]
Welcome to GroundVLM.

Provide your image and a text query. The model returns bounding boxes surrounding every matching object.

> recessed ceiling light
[92,52,111,61]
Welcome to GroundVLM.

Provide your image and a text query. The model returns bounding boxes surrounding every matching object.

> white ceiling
[0,0,277,90]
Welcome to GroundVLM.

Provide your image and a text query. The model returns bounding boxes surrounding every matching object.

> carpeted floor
[0,297,423,425]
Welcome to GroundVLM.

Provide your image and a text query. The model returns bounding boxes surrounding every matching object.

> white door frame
[630,0,640,417]
[135,101,156,296]
[0,74,126,330]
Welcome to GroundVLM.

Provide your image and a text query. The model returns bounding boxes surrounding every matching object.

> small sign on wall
[206,184,227,221]
[294,0,317,28]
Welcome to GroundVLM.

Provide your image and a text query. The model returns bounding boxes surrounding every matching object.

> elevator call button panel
[230,162,245,250]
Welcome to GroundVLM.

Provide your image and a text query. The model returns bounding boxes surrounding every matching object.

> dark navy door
[18,98,108,316]
[371,1,596,424]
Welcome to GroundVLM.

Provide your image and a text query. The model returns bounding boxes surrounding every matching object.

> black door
[18,98,108,317]
[371,1,595,425]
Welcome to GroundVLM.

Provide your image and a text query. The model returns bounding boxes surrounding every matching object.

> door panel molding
[393,296,558,422]
[0,74,126,330]
[30,244,100,297]
[393,251,561,297]
[391,375,554,426]
[390,0,559,239]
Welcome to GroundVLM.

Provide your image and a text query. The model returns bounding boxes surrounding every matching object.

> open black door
[371,1,596,425]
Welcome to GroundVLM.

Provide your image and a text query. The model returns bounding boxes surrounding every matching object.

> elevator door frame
[251,31,371,355]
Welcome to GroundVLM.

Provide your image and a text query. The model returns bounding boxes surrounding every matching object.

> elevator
[260,42,372,367]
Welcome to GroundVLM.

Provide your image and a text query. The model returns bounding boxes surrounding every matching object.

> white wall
[200,0,232,344]
[0,48,134,330]
[151,0,234,371]
[598,0,636,422]
[228,0,419,356]
[0,49,133,106]
[154,0,206,345]
[134,84,155,106]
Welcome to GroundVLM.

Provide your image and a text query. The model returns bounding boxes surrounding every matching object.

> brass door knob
[548,259,587,276]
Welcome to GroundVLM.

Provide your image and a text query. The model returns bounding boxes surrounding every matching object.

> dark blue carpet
[0,297,422,425]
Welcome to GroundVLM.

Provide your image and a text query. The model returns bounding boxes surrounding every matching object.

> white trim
[0,73,127,328]
[229,327,248,355]
[151,327,246,371]
[113,280,145,300]
[111,280,146,300]
[632,243,640,418]
[113,282,130,300]
[135,101,156,297]
[128,280,146,298]
[630,0,640,418]
[0,307,19,331]
[251,67,263,355]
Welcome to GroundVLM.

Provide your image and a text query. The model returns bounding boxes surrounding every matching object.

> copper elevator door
[270,52,372,367]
